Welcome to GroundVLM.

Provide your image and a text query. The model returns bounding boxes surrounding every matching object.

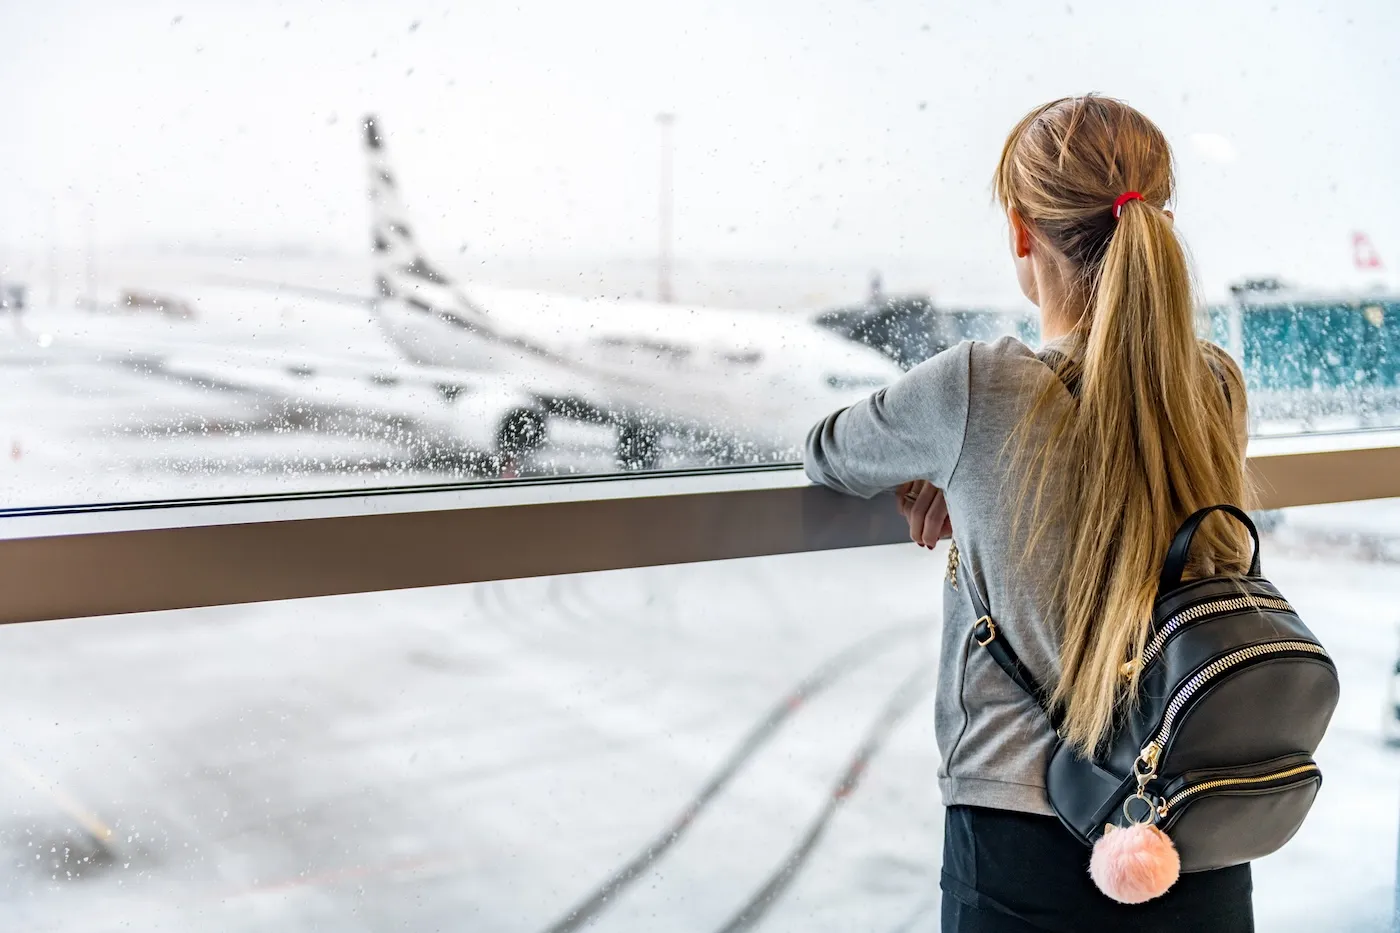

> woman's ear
[1008,208,1039,306]
[1009,209,1033,258]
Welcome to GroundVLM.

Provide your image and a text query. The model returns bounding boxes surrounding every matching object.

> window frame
[2,443,1398,625]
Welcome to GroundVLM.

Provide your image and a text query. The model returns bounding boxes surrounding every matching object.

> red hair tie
[1112,191,1144,220]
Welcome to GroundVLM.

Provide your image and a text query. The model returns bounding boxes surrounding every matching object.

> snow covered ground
[0,534,1393,932]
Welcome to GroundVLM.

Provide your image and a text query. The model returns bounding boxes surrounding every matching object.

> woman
[804,96,1254,932]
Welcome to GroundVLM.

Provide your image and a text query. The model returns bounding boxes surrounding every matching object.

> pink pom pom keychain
[1089,791,1181,904]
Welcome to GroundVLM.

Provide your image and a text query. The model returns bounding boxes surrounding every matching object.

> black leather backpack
[966,503,1340,872]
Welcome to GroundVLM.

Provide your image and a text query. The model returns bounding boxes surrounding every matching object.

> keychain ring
[1122,792,1159,826]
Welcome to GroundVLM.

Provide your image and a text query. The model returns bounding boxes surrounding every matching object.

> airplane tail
[363,115,498,362]
[1354,231,1385,271]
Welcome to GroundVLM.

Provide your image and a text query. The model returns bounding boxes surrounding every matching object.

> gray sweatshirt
[804,335,1247,815]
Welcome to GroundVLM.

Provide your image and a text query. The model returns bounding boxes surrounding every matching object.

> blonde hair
[995,95,1251,754]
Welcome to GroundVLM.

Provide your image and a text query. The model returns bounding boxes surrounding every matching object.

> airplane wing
[25,304,556,468]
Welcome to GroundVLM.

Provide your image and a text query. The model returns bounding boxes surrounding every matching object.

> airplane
[31,115,905,478]
[348,114,905,471]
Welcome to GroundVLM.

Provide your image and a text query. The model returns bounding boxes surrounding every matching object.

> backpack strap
[963,558,1063,733]
[1216,361,1232,410]
[1159,504,1261,593]
[1036,348,1081,397]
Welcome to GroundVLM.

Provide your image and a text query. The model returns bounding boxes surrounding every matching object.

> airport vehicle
[1197,276,1400,433]
[821,273,1400,433]
[813,292,1031,371]
[1,281,25,316]
[120,291,196,320]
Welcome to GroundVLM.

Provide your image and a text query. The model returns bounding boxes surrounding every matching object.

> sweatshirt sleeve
[803,341,972,498]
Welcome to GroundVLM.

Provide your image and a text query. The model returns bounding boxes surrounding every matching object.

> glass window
[0,548,941,930]
[1249,498,1400,930]
[0,514,1395,929]
[3,2,1398,508]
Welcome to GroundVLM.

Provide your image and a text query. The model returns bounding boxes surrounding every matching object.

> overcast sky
[2,0,1397,303]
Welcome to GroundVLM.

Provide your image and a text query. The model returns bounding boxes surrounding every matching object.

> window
[3,3,1398,508]
[2,506,1397,930]
[0,552,942,930]
[1248,499,1400,931]
[4,4,1400,927]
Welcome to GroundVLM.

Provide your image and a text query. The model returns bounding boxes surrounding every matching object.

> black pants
[940,806,1254,933]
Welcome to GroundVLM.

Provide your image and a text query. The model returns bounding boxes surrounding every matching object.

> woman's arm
[803,342,972,498]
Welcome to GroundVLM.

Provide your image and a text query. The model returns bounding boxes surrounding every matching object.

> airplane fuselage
[372,280,901,452]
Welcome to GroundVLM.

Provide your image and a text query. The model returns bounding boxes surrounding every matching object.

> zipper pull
[1134,742,1162,790]
[1120,658,1141,679]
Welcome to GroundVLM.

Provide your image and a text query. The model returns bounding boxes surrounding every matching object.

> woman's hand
[896,480,953,548]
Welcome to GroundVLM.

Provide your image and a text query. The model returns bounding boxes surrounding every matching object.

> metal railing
[1,442,1398,625]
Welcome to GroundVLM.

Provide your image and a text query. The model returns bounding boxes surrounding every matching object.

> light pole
[48,195,60,309]
[82,191,98,311]
[656,112,675,304]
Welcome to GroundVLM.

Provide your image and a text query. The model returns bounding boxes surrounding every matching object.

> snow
[0,535,1391,931]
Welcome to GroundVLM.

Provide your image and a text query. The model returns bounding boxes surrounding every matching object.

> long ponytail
[996,96,1251,754]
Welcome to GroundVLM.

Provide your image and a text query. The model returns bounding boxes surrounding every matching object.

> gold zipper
[1160,763,1320,816]
[1133,639,1330,793]
[1136,595,1294,672]
[1145,640,1329,755]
